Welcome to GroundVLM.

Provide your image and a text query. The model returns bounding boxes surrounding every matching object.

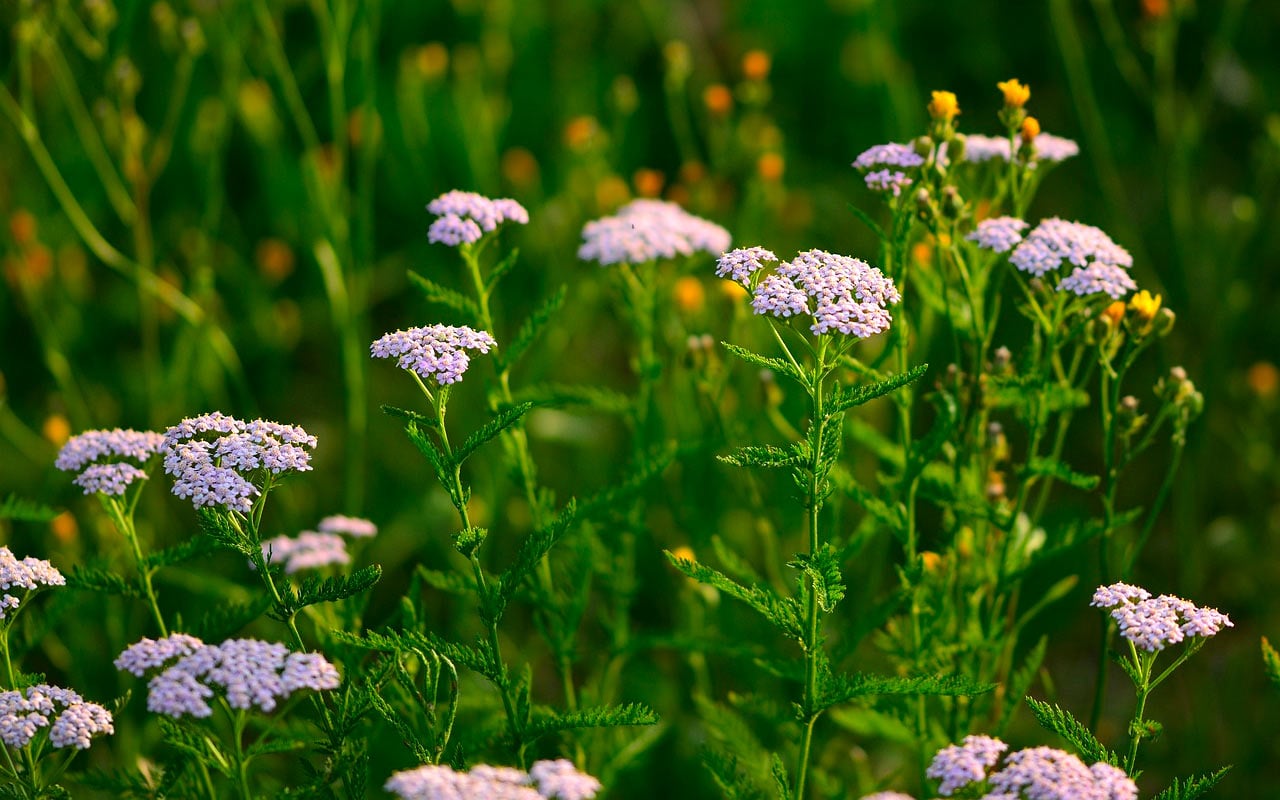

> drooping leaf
[499,284,567,370]
[408,271,480,320]
[721,342,803,384]
[666,552,802,640]
[787,545,845,613]
[0,494,60,523]
[827,363,928,417]
[1025,697,1121,766]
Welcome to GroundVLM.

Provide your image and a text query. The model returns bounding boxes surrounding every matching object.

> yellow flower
[42,414,70,447]
[672,276,706,313]
[1020,116,1041,144]
[671,546,696,563]
[920,551,943,574]
[927,90,960,122]
[742,50,771,82]
[703,84,734,116]
[997,78,1031,108]
[1128,290,1162,322]
[1102,301,1126,327]
[756,152,785,182]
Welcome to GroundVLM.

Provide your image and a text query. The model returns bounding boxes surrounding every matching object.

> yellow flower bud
[927,90,960,122]
[1127,290,1162,323]
[1102,301,1126,327]
[997,78,1031,108]
[1021,116,1041,144]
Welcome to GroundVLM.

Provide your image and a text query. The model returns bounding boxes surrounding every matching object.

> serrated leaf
[408,271,480,320]
[246,737,307,758]
[986,376,1089,419]
[64,566,141,598]
[1024,457,1100,491]
[369,691,434,763]
[454,403,536,466]
[666,552,802,640]
[818,672,994,711]
[788,545,845,613]
[415,566,474,596]
[525,703,658,738]
[195,508,252,556]
[1151,767,1232,800]
[278,565,382,617]
[381,404,437,428]
[579,444,675,520]
[334,629,492,683]
[484,248,521,293]
[718,443,805,469]
[498,500,577,609]
[0,494,60,523]
[145,536,219,570]
[700,748,769,800]
[827,363,928,417]
[1263,637,1280,691]
[1025,697,1120,766]
[770,754,794,800]
[190,596,273,641]
[499,285,566,371]
[721,342,803,384]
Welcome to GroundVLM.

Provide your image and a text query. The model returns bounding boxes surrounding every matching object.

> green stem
[104,496,168,635]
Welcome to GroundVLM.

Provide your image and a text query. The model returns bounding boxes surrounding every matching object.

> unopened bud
[992,346,1012,372]
[1153,307,1175,336]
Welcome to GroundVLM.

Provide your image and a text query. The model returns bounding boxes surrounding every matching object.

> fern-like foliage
[996,636,1048,735]
[700,749,768,800]
[721,342,803,383]
[817,671,994,712]
[496,500,578,612]
[0,494,60,523]
[1262,637,1280,691]
[827,363,927,417]
[274,565,382,619]
[484,248,521,292]
[408,271,480,321]
[787,545,845,613]
[499,284,566,370]
[1151,767,1232,800]
[718,443,805,469]
[64,565,141,598]
[524,703,658,738]
[1025,697,1121,766]
[1023,457,1101,491]
[454,402,536,467]
[144,536,219,569]
[195,507,252,556]
[665,552,802,640]
[512,383,632,414]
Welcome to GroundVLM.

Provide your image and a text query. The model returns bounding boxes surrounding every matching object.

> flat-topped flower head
[923,737,1136,800]
[715,246,777,286]
[0,684,113,751]
[426,190,529,236]
[865,169,913,197]
[384,764,541,800]
[371,324,497,386]
[142,637,340,718]
[857,794,917,800]
[56,428,165,497]
[260,531,350,574]
[577,199,731,266]
[852,142,925,171]
[162,414,317,514]
[318,514,378,538]
[968,217,1029,253]
[114,633,206,677]
[1057,262,1138,299]
[1092,583,1233,652]
[529,759,602,800]
[0,548,65,620]
[961,133,1079,166]
[751,249,900,338]
[927,735,1009,795]
[1010,218,1133,278]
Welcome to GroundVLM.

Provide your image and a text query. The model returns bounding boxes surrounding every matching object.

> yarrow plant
[384,758,601,800]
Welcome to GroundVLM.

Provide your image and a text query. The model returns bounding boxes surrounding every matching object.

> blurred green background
[1,0,1278,796]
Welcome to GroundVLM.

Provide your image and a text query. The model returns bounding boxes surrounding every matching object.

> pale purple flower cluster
[749,249,901,338]
[56,428,165,496]
[715,247,778,286]
[578,199,731,266]
[1010,218,1135,299]
[857,794,916,800]
[129,637,340,718]
[318,514,378,538]
[987,747,1136,800]
[961,134,1079,165]
[114,633,206,676]
[425,190,528,247]
[865,169,913,197]
[0,684,112,751]
[371,324,497,385]
[925,737,1136,800]
[1056,262,1138,299]
[1091,583,1233,652]
[852,142,926,170]
[162,414,317,514]
[968,217,1029,254]
[385,759,600,800]
[0,547,65,620]
[261,532,350,574]
[928,735,1008,795]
